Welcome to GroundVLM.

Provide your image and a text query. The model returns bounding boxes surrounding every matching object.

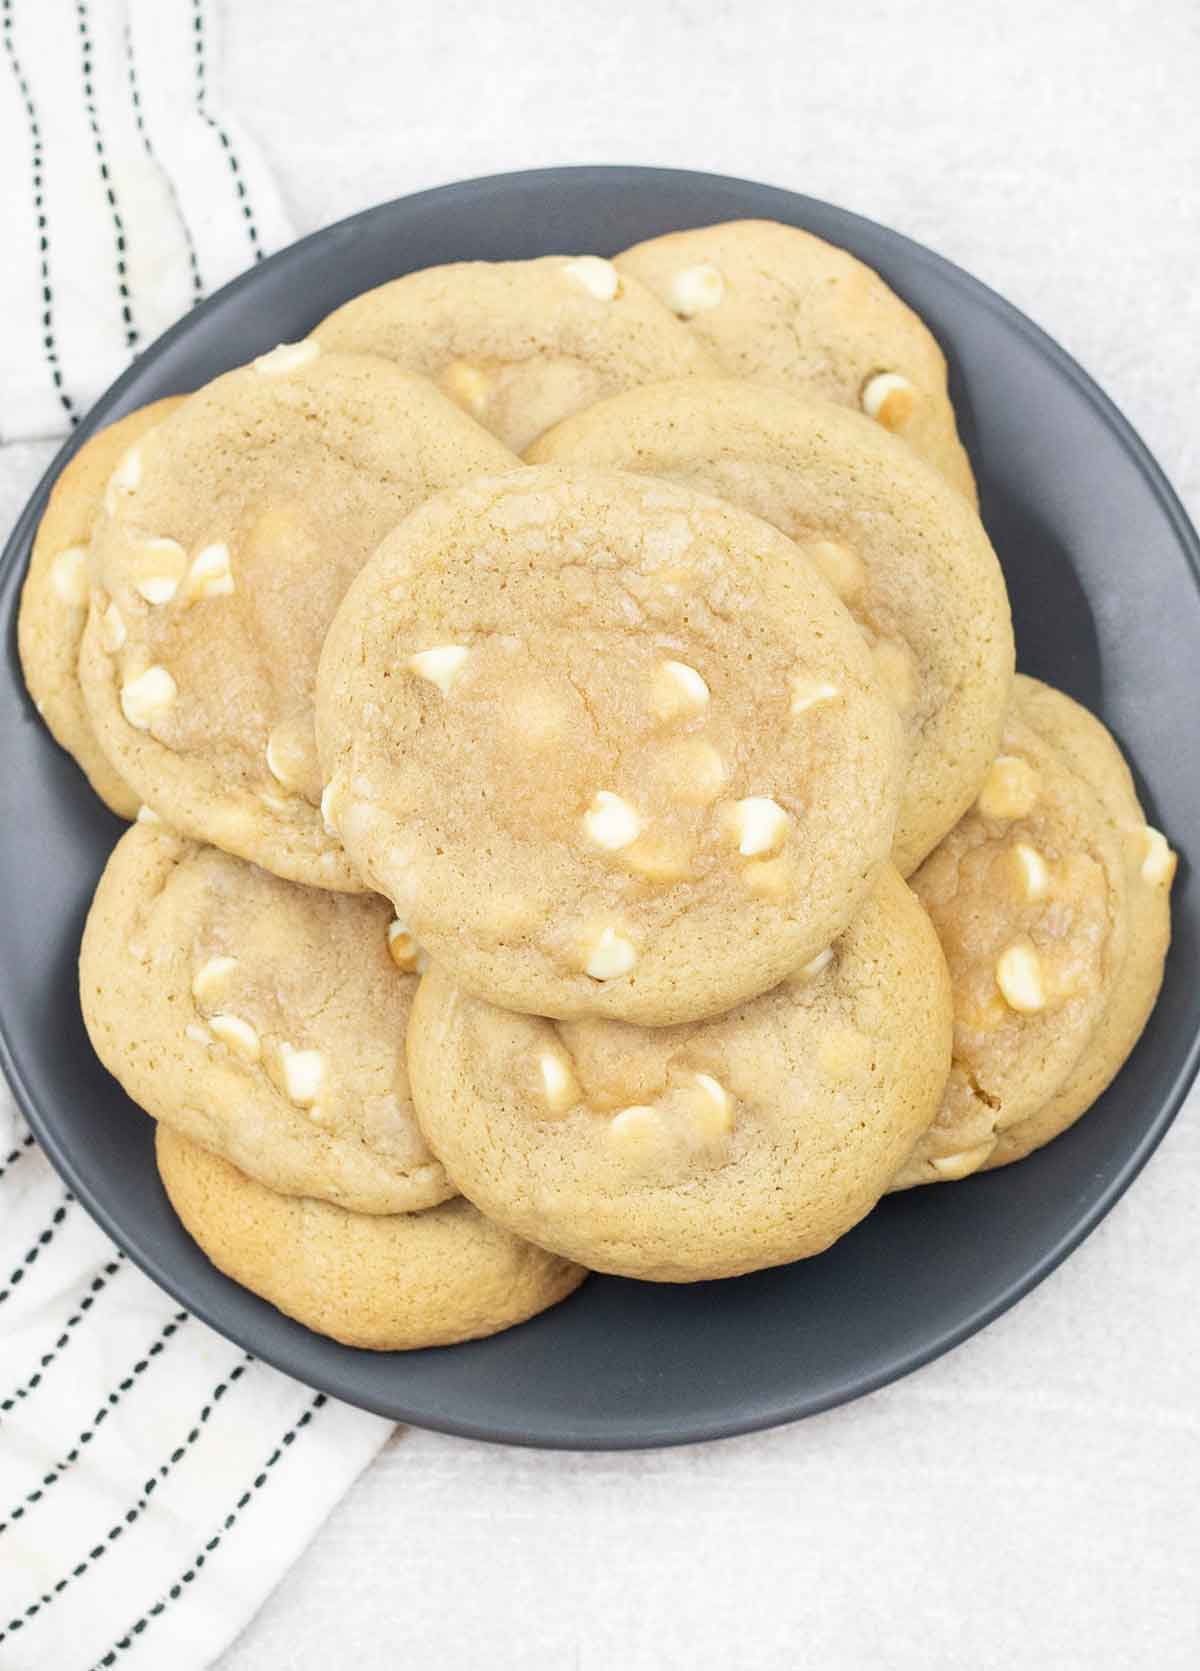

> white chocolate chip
[930,1142,995,1180]
[50,546,88,607]
[797,946,834,981]
[319,783,340,837]
[731,796,790,857]
[977,755,1040,821]
[584,925,637,980]
[278,1042,325,1107]
[607,1104,664,1157]
[539,1050,580,1115]
[386,919,427,974]
[209,1012,261,1062]
[120,665,177,731]
[872,639,918,713]
[861,371,917,430]
[132,538,187,605]
[995,938,1047,1014]
[563,256,620,300]
[790,675,840,715]
[668,263,724,317]
[135,804,161,825]
[100,601,127,653]
[804,539,866,602]
[438,359,490,415]
[1011,842,1050,902]
[265,722,315,792]
[253,339,320,376]
[583,790,642,852]
[184,542,235,602]
[650,659,710,722]
[409,645,469,696]
[103,443,142,517]
[191,955,239,1003]
[1136,825,1175,887]
[689,1072,734,1139]
[184,1022,212,1046]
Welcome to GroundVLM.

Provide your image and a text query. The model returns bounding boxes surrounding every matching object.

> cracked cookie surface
[77,348,517,889]
[407,865,951,1280]
[614,219,976,499]
[316,465,905,1025]
[530,380,1012,872]
[893,676,1174,1186]
[19,398,184,818]
[314,255,715,452]
[81,823,451,1215]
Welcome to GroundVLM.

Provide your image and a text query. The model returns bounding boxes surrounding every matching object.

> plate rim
[2,163,1198,1450]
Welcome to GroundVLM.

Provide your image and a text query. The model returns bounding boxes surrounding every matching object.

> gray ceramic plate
[2,167,1197,1450]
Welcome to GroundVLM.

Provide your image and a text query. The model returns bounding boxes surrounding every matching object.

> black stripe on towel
[191,0,263,260]
[124,18,205,303]
[0,0,77,423]
[74,1,138,347]
[0,1133,36,1183]
[0,1357,252,1646]
[0,1193,74,1306]
[0,1260,125,1418]
[87,1394,328,1669]
[0,1312,189,1537]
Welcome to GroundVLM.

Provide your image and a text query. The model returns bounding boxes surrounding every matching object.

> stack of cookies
[18,220,1177,1350]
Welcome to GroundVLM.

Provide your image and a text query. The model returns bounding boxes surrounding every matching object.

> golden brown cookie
[408,865,951,1281]
[615,220,976,499]
[893,676,1174,1186]
[78,347,517,890]
[983,679,1174,1168]
[317,465,904,1025]
[529,380,1012,872]
[81,823,451,1215]
[18,399,184,817]
[156,1128,586,1351]
[313,255,715,452]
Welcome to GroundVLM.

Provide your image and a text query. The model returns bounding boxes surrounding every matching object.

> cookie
[893,676,1174,1186]
[156,1128,586,1351]
[78,347,517,890]
[80,823,453,1215]
[529,380,1013,873]
[313,255,714,452]
[408,865,951,1281]
[615,220,976,499]
[982,679,1174,1169]
[18,399,184,818]
[316,465,904,1026]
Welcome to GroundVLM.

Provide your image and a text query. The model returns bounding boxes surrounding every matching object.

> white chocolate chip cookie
[156,1128,585,1350]
[893,676,1173,1187]
[316,465,905,1025]
[407,865,951,1281]
[18,399,185,818]
[530,380,1013,872]
[80,823,453,1215]
[77,350,517,889]
[313,255,715,453]
[615,220,976,500]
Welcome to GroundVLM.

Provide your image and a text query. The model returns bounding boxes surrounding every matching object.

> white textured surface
[3,0,1198,1665]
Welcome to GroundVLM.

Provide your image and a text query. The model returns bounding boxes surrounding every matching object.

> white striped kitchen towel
[0,1099,391,1671]
[0,5,394,1667]
[0,0,294,441]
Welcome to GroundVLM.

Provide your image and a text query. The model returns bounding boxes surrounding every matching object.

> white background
[3,1,1198,1665]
